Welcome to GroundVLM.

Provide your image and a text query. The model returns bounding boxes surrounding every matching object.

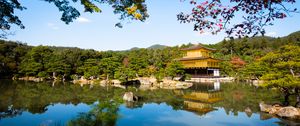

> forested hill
[205,31,300,60]
[0,30,299,79]
[147,44,168,49]
[129,44,168,50]
[213,30,299,49]
[203,31,300,78]
[0,39,182,79]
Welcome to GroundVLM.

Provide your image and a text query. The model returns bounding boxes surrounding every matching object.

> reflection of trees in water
[68,98,122,126]
[186,82,282,115]
[0,80,184,123]
[0,80,280,116]
[182,82,294,123]
[67,87,184,126]
[0,105,23,120]
[0,80,125,117]
[213,82,282,115]
[2,80,294,125]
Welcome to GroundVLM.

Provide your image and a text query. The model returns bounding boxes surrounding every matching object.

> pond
[0,80,299,126]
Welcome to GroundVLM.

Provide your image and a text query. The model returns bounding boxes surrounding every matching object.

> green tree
[165,61,184,79]
[114,66,136,82]
[19,46,53,77]
[47,52,71,80]
[99,57,121,79]
[219,61,235,77]
[77,59,101,79]
[259,45,300,106]
[242,62,268,80]
[0,40,30,77]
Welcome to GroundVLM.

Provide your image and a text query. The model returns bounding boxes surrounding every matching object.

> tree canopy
[1,30,300,80]
[1,0,298,38]
[0,0,148,38]
[177,0,298,37]
[259,45,300,105]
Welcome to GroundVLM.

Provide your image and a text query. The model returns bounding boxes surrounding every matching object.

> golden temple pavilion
[178,44,221,77]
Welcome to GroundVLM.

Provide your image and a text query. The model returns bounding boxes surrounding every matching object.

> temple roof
[181,44,216,51]
[177,57,221,61]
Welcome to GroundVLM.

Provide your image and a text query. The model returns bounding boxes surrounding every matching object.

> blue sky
[7,0,300,51]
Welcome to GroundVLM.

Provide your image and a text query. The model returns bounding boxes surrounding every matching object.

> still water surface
[0,80,298,126]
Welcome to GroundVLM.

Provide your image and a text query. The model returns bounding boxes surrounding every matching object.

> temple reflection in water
[183,81,222,115]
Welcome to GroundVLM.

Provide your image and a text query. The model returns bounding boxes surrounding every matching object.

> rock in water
[245,107,252,117]
[277,106,300,118]
[259,102,272,112]
[245,107,252,113]
[123,92,134,102]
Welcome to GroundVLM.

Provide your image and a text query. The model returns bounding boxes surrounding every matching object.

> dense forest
[0,31,299,82]
[0,40,185,81]
[208,31,300,78]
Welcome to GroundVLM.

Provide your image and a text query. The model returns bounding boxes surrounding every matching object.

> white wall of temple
[213,69,220,76]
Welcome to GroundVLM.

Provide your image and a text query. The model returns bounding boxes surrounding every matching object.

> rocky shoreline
[14,76,239,90]
[14,76,193,90]
[15,76,45,82]
[186,77,235,83]
[72,77,193,90]
[260,102,300,119]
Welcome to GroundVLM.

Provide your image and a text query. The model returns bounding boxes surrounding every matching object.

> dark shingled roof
[181,44,216,51]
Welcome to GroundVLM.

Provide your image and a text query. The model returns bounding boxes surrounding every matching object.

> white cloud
[47,23,59,30]
[76,17,91,23]
[266,32,277,37]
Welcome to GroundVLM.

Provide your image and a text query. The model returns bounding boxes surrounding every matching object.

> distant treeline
[0,40,186,81]
[0,31,299,81]
[207,31,300,78]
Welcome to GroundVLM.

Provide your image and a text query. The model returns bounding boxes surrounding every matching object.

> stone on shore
[18,76,44,82]
[277,106,300,118]
[111,79,121,85]
[260,102,300,119]
[100,80,109,86]
[123,92,138,102]
[138,77,157,85]
[259,102,272,112]
[160,78,193,89]
[137,77,193,90]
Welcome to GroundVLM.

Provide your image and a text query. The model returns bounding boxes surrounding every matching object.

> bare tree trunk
[106,74,109,91]
[290,68,295,77]
[53,72,57,80]
[62,74,65,82]
[283,88,290,106]
[295,88,300,107]
[106,74,109,86]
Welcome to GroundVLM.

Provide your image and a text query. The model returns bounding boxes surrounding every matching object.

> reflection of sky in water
[0,102,281,126]
[117,103,280,126]
[0,103,91,126]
